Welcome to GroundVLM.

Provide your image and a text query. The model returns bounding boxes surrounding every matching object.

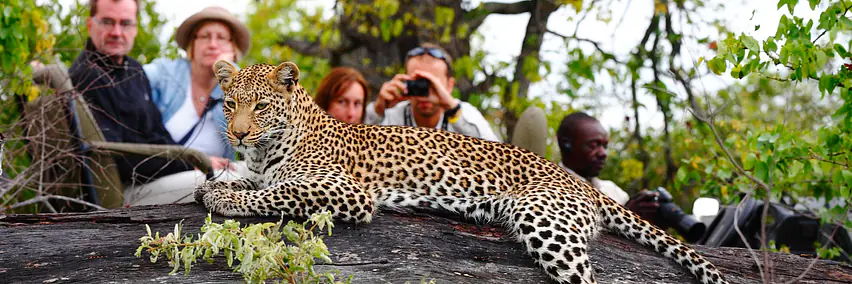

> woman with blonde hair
[128,6,250,206]
[144,6,249,167]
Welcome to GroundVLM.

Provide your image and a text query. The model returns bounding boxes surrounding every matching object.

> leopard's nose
[233,131,248,140]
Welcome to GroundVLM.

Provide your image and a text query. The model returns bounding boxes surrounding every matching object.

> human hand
[209,156,235,171]
[625,189,661,222]
[375,74,412,116]
[30,60,46,70]
[412,70,458,110]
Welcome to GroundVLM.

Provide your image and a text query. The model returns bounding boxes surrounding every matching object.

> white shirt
[164,85,226,158]
[559,163,630,205]
[364,100,502,142]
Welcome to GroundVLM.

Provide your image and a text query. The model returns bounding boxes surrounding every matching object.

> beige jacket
[559,163,630,205]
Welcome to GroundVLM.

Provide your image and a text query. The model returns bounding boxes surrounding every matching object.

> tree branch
[2,195,107,212]
[276,38,332,58]
[472,68,498,95]
[669,68,772,192]
[813,2,851,44]
[466,1,533,32]
[546,29,623,64]
[671,66,775,283]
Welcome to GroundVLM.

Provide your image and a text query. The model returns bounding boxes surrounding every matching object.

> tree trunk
[502,0,559,142]
[2,204,851,283]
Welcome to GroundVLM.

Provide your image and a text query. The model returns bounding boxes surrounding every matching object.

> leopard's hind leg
[503,185,600,284]
[375,183,600,284]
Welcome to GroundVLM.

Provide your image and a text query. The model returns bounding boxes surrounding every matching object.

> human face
[326,82,365,124]
[86,0,138,59]
[192,21,235,69]
[405,55,454,117]
[567,120,609,178]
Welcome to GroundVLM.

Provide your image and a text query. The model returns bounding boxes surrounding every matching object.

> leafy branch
[671,67,773,282]
[136,212,350,284]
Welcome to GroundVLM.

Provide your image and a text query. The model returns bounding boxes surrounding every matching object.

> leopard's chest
[242,145,298,186]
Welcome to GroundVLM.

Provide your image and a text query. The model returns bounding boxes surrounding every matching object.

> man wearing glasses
[68,0,195,186]
[365,43,501,142]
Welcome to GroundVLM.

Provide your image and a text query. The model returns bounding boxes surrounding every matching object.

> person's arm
[448,102,502,142]
[363,101,385,125]
[70,64,124,143]
[622,189,668,229]
[142,58,166,105]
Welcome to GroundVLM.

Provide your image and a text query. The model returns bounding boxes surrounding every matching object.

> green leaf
[755,161,770,182]
[764,39,777,53]
[788,160,804,177]
[841,16,852,28]
[842,170,852,190]
[820,75,831,93]
[815,50,827,67]
[708,57,727,75]
[741,35,759,51]
[808,0,819,10]
[834,44,848,57]
[744,153,758,169]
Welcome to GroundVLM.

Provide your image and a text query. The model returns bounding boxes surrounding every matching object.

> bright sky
[56,0,826,131]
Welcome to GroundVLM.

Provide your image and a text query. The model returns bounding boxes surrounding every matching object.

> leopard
[194,60,728,284]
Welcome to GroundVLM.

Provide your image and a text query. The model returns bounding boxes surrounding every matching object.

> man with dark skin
[556,112,663,223]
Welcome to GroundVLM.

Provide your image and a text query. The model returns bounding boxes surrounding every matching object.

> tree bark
[502,0,559,142]
[2,204,851,283]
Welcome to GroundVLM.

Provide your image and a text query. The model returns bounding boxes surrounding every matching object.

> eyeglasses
[194,33,232,45]
[94,17,137,31]
[405,47,453,76]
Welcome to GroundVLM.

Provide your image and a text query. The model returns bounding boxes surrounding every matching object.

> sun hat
[175,6,250,56]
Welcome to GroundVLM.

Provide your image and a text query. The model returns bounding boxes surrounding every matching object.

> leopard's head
[214,60,301,149]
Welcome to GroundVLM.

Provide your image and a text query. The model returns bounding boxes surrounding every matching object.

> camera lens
[405,79,430,97]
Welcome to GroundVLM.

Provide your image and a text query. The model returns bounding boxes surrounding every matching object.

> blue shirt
[143,58,236,159]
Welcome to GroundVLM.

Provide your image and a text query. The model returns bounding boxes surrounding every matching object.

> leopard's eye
[255,102,269,111]
[225,100,237,109]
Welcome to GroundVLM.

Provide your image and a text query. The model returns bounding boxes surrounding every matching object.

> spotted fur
[195,61,728,284]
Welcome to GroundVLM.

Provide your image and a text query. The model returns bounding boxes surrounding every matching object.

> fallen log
[1,203,850,283]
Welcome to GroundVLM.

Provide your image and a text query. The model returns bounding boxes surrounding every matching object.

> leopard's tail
[597,196,728,284]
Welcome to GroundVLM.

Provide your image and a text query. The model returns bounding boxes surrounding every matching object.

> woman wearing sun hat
[143,6,250,169]
[122,6,252,206]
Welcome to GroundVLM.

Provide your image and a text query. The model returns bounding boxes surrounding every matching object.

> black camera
[653,187,706,243]
[404,78,430,97]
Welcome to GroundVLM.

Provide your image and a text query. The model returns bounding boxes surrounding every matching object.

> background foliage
[0,0,849,273]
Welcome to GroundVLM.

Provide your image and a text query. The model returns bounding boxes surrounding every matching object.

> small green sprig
[135,211,350,284]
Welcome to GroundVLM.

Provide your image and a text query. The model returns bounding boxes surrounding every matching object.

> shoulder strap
[177,97,221,145]
[404,106,448,130]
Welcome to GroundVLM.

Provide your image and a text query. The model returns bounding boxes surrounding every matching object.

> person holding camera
[364,43,501,142]
[556,112,663,221]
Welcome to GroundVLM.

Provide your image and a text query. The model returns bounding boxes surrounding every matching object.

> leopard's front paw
[194,181,222,205]
[201,188,252,217]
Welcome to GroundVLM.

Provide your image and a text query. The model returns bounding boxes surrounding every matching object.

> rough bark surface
[2,203,851,284]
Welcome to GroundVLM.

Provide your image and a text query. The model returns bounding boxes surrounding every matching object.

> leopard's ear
[214,60,238,92]
[267,62,300,93]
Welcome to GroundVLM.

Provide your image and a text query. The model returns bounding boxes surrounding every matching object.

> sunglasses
[405,47,453,76]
